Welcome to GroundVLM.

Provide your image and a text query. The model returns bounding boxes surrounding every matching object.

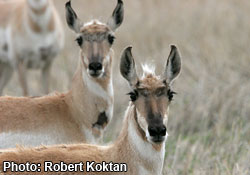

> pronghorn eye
[127,90,138,102]
[140,90,149,97]
[167,89,177,102]
[108,35,115,45]
[75,36,83,46]
[156,88,165,97]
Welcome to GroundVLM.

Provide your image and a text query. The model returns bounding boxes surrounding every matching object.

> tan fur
[81,22,109,34]
[0,70,175,175]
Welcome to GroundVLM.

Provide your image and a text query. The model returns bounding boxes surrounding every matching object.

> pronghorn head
[65,0,124,78]
[120,46,181,144]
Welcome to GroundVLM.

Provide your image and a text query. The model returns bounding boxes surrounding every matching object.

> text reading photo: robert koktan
[2,161,127,173]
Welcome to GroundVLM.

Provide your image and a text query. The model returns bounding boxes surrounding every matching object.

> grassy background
[3,0,250,174]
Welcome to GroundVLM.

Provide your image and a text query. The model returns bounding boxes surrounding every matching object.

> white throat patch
[81,66,113,102]
[128,112,167,175]
[81,62,114,121]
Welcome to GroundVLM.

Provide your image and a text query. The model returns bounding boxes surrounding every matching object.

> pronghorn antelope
[0,45,182,175]
[0,0,124,148]
[0,0,64,96]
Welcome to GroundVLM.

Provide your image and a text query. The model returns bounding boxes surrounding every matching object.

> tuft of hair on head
[84,20,105,27]
[141,64,156,79]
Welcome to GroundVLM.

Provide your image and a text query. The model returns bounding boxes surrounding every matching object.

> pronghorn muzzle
[87,43,105,78]
[148,115,167,144]
[88,61,103,77]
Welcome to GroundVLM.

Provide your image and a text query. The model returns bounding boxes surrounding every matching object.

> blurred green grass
[3,0,250,174]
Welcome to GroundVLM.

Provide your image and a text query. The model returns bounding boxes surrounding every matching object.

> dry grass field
[2,0,250,174]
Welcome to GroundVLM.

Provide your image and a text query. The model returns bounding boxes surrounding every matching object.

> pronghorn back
[0,93,87,148]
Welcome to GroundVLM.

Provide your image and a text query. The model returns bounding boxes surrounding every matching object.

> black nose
[148,125,166,137]
[89,62,102,71]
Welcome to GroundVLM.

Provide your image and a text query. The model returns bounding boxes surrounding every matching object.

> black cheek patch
[167,89,177,101]
[76,36,83,46]
[108,35,115,45]
[92,112,108,129]
[128,91,138,101]
[163,80,167,86]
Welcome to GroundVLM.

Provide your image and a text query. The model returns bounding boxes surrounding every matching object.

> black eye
[127,90,138,102]
[108,35,115,45]
[75,36,83,46]
[167,89,177,102]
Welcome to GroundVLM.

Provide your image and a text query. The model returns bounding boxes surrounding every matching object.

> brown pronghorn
[0,0,124,148]
[0,45,182,175]
[0,0,64,96]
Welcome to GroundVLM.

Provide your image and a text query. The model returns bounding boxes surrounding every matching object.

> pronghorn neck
[115,103,166,174]
[67,54,113,134]
[27,0,49,12]
[25,0,54,33]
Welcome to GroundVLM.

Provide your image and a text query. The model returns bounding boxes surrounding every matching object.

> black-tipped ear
[65,0,82,33]
[107,0,124,31]
[120,46,138,87]
[162,45,182,84]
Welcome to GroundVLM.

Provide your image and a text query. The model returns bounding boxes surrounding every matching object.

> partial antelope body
[0,45,182,175]
[0,0,124,148]
[0,0,64,96]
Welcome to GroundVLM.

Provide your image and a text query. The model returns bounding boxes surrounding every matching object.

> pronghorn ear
[107,0,124,31]
[120,46,138,87]
[65,0,83,33]
[162,45,182,84]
